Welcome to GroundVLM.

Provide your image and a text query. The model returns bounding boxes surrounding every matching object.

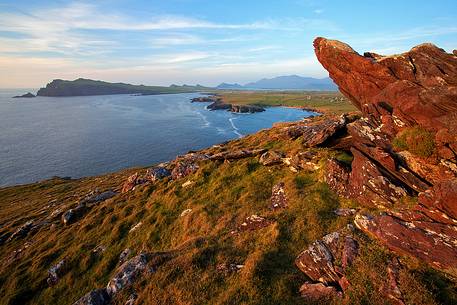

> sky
[0,0,456,88]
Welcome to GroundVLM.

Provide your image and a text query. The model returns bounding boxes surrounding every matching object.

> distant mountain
[37,78,209,97]
[216,75,337,91]
[216,83,244,90]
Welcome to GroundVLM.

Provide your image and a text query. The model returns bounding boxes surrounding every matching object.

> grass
[213,90,358,114]
[392,126,435,158]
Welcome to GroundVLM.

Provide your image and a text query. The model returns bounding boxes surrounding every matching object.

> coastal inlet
[0,91,315,187]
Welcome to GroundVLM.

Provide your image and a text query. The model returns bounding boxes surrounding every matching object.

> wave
[194,109,211,127]
[229,117,243,138]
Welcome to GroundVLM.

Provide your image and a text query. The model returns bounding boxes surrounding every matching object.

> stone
[295,228,359,294]
[106,253,149,296]
[299,282,342,301]
[284,115,348,148]
[119,248,132,264]
[125,293,137,305]
[354,213,457,277]
[129,222,143,234]
[342,236,359,269]
[216,263,244,275]
[232,215,273,234]
[333,208,357,217]
[181,180,195,188]
[121,173,143,193]
[271,182,287,209]
[73,289,110,305]
[62,204,86,225]
[146,167,171,182]
[171,162,199,180]
[288,150,320,171]
[348,148,408,207]
[7,220,34,241]
[82,190,117,205]
[47,259,67,286]
[180,209,192,217]
[259,150,284,166]
[382,258,406,305]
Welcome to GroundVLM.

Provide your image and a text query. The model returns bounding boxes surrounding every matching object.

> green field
[214,90,358,114]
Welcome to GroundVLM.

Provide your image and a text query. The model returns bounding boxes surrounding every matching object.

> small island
[35,78,208,97]
[12,92,36,98]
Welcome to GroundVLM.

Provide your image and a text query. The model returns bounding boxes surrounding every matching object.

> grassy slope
[214,90,358,114]
[0,99,455,305]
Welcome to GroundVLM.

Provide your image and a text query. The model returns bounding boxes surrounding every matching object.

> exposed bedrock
[313,37,457,277]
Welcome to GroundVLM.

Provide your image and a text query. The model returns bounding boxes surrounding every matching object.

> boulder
[121,173,143,193]
[171,161,199,180]
[106,253,149,296]
[62,204,86,225]
[284,115,348,147]
[81,190,117,205]
[7,220,34,241]
[146,166,171,182]
[287,150,320,171]
[47,259,67,286]
[295,226,358,295]
[73,289,110,305]
[259,150,284,166]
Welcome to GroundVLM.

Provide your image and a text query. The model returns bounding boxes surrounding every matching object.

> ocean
[0,90,314,187]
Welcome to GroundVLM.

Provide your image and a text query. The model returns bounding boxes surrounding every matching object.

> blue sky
[0,0,456,88]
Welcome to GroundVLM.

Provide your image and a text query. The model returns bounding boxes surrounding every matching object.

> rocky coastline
[191,95,265,113]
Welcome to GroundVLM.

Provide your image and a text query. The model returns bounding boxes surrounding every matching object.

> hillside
[1,38,457,305]
[36,79,208,97]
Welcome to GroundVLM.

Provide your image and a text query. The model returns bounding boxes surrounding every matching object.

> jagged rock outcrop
[314,37,457,148]
[295,226,359,300]
[314,37,457,277]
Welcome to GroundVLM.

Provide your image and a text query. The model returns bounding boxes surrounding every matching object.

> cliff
[36,78,207,97]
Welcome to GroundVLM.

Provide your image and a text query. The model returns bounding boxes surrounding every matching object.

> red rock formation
[313,37,457,277]
[314,37,457,160]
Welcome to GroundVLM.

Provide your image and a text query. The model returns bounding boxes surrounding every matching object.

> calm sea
[0,90,314,187]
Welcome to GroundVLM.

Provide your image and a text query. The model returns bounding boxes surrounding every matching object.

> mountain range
[216,75,337,90]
